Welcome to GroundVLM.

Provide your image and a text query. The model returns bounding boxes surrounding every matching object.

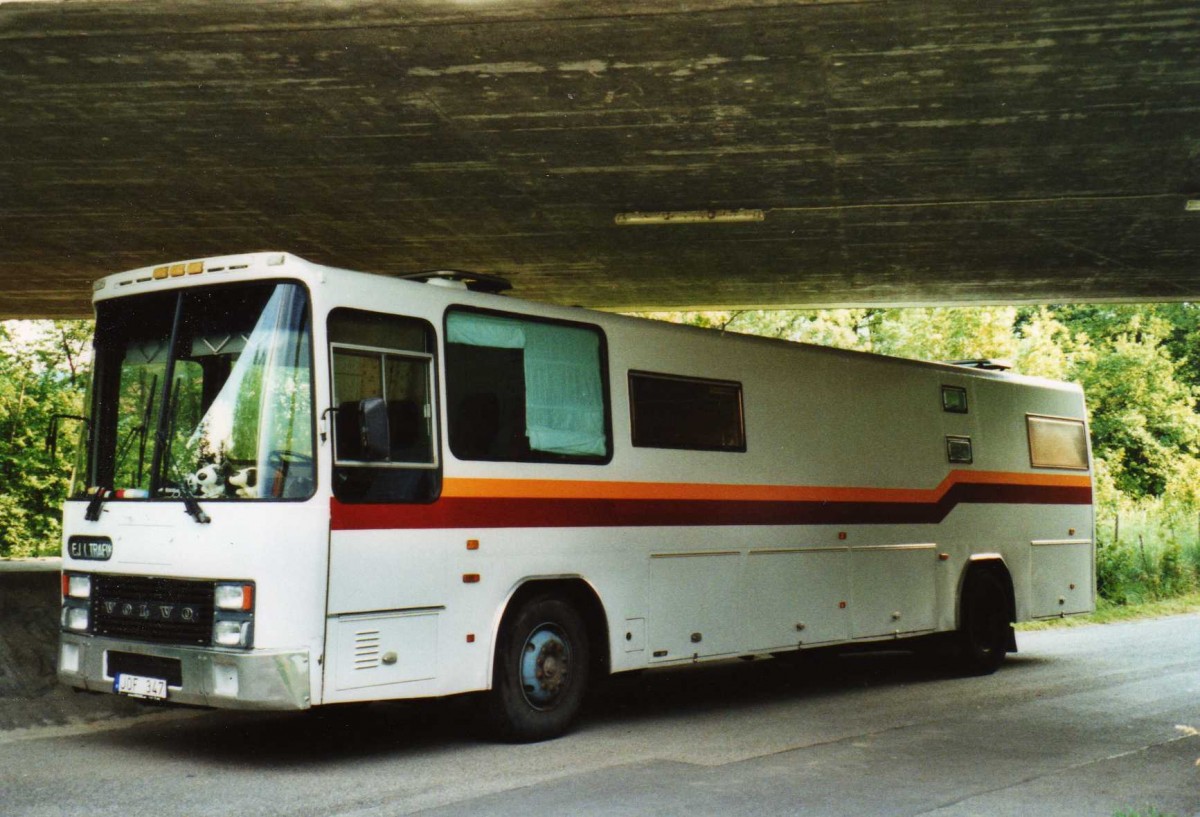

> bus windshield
[73,282,314,502]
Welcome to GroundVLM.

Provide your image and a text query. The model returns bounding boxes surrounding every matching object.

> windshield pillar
[148,292,186,498]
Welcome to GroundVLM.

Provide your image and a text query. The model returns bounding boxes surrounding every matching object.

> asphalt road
[2,615,1198,817]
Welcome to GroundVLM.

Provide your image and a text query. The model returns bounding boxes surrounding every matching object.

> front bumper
[58,633,312,710]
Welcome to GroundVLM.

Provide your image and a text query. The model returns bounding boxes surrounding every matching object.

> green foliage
[1096,538,1140,605]
[640,309,878,351]
[0,320,92,557]
[1072,330,1200,498]
[869,306,1020,362]
[1012,307,1075,380]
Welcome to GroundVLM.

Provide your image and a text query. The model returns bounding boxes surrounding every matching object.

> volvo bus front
[58,258,326,710]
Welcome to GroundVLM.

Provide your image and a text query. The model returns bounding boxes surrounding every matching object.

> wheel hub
[520,624,571,709]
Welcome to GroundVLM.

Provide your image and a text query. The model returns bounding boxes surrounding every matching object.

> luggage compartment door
[851,544,938,639]
[1030,539,1094,617]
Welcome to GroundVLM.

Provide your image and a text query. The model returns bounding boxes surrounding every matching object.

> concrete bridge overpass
[2,0,1198,318]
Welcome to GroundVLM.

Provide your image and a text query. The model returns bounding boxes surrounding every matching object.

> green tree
[1058,310,1200,499]
[640,309,875,351]
[869,306,1019,362]
[1012,307,1077,380]
[0,320,92,557]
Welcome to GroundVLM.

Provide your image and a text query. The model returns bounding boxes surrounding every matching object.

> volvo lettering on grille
[101,600,199,623]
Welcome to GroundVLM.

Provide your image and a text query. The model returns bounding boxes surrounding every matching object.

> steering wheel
[266,450,314,498]
[267,449,312,469]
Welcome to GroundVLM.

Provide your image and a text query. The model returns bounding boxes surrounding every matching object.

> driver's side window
[328,309,440,504]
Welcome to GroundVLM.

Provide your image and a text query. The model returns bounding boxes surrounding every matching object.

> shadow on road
[89,645,1049,766]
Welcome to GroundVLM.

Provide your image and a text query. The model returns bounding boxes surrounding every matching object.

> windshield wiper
[86,479,209,524]
[83,424,144,522]
[84,486,109,522]
[176,481,211,524]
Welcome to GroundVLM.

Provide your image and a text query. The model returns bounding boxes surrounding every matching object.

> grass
[1018,591,1200,631]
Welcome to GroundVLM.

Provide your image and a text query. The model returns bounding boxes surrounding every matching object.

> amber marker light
[462,574,481,584]
[466,539,479,551]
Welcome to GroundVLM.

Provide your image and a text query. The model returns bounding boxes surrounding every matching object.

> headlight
[212,581,254,648]
[214,583,253,611]
[213,619,252,648]
[62,606,89,631]
[63,573,91,599]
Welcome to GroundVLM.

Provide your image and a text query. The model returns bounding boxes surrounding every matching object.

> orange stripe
[441,470,1092,504]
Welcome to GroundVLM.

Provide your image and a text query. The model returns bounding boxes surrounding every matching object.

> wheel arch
[490,576,611,685]
[959,556,1017,650]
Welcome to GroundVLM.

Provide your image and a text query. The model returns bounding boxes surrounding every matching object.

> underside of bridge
[2,0,1198,318]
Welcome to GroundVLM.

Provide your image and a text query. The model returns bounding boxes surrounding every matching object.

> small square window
[946,435,973,464]
[942,385,968,414]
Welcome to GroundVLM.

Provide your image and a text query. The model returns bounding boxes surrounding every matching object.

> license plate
[114,673,168,701]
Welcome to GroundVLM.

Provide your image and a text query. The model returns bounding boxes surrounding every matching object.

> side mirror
[359,397,390,461]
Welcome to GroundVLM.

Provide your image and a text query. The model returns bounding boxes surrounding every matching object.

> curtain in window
[446,312,525,349]
[447,312,605,457]
[523,322,605,456]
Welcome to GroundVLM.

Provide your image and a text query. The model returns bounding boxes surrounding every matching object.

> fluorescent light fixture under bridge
[614,209,766,226]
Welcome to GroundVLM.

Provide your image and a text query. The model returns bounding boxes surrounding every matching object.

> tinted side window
[1027,414,1089,470]
[445,309,610,463]
[329,309,440,503]
[629,372,746,452]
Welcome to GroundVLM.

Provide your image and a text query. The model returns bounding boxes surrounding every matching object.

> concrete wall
[0,565,149,732]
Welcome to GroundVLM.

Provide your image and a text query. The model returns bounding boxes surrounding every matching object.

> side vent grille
[353,629,381,671]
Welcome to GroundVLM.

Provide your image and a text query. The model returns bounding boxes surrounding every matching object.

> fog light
[213,619,250,647]
[62,606,89,632]
[65,574,91,599]
[60,643,80,673]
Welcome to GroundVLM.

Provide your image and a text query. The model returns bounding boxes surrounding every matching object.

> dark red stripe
[330,482,1092,531]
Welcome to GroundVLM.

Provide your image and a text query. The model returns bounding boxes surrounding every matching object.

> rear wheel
[955,570,1012,675]
[486,595,590,742]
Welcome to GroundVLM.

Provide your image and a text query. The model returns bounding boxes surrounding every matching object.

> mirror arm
[319,406,339,444]
[46,413,89,458]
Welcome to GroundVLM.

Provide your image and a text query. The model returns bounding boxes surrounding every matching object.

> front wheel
[486,595,590,742]
[955,570,1013,676]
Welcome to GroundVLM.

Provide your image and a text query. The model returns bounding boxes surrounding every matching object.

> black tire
[485,595,590,742]
[955,570,1012,676]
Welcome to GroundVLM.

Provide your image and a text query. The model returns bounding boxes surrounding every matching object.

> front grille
[91,575,214,646]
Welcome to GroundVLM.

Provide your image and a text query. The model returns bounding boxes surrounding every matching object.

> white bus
[58,252,1094,740]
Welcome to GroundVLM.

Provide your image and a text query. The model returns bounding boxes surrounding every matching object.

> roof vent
[399,269,512,295]
[946,358,1013,371]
